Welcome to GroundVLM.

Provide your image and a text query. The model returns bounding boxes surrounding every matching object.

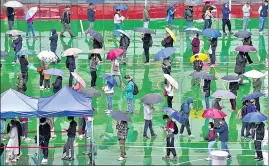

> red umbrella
[202,108,227,119]
[106,48,124,60]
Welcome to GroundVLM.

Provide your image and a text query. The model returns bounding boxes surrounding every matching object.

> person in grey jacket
[184,6,194,28]
[119,33,130,65]
[143,5,150,28]
[89,54,99,87]
[87,3,96,30]
[234,51,247,84]
[253,78,262,111]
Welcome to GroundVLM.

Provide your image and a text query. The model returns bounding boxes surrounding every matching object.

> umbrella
[25,7,38,20]
[243,69,265,78]
[133,28,156,34]
[164,74,178,89]
[17,49,36,56]
[154,47,176,61]
[62,48,82,56]
[37,51,57,63]
[111,111,132,122]
[107,48,124,60]
[1,51,8,58]
[221,75,240,82]
[162,108,184,124]
[86,29,103,43]
[190,53,208,63]
[243,112,267,123]
[184,27,202,35]
[165,28,176,42]
[43,69,64,77]
[141,93,163,105]
[243,92,265,101]
[71,72,86,88]
[202,108,227,119]
[234,30,252,38]
[190,71,217,80]
[202,28,222,38]
[101,74,118,87]
[89,49,106,54]
[185,0,202,6]
[4,1,23,8]
[116,30,130,38]
[6,30,24,36]
[212,90,236,99]
[80,88,101,98]
[235,45,256,52]
[114,5,129,11]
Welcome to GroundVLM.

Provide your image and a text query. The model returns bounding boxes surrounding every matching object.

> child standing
[205,122,216,161]
[43,65,51,90]
[102,81,114,114]
[191,33,200,55]
[89,54,99,87]
[12,35,22,64]
[193,55,203,72]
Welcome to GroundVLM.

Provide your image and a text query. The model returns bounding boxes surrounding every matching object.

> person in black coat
[229,81,239,111]
[92,39,103,62]
[141,33,152,64]
[242,36,253,64]
[39,118,51,163]
[161,35,173,48]
[240,100,249,138]
[52,76,62,94]
[19,55,29,91]
[209,37,218,66]
[66,56,76,87]
[203,79,211,109]
[254,122,265,162]
[62,117,77,161]
[6,7,15,30]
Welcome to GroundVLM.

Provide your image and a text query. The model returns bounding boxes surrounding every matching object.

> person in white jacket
[6,120,19,163]
[165,82,174,108]
[242,2,251,30]
[143,103,157,139]
[113,9,124,37]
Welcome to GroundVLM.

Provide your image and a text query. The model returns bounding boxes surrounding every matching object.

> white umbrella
[243,70,266,79]
[62,48,82,56]
[89,49,106,54]
[164,74,178,89]
[4,1,23,8]
[25,7,38,20]
[117,29,130,38]
[6,30,23,36]
[212,90,236,99]
[37,51,57,63]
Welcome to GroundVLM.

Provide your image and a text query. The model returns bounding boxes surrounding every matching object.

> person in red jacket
[205,122,216,161]
[19,118,31,141]
[191,33,200,55]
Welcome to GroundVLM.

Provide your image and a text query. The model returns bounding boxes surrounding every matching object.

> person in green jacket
[253,78,262,111]
[124,75,134,113]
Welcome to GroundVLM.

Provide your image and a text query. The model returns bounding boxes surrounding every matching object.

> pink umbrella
[235,45,256,52]
[202,0,217,2]
[107,48,124,60]
[202,108,227,119]
[62,48,82,56]
[71,72,86,88]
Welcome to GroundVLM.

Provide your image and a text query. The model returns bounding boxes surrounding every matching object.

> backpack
[173,121,178,135]
[237,109,242,120]
[148,36,153,47]
[112,61,119,71]
[132,81,139,95]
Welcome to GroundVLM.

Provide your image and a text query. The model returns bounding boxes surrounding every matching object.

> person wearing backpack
[119,33,130,65]
[162,115,177,161]
[111,58,123,87]
[184,6,194,28]
[193,55,203,72]
[60,5,75,38]
[205,122,216,161]
[141,33,152,64]
[239,100,249,139]
[124,75,135,113]
[179,98,194,138]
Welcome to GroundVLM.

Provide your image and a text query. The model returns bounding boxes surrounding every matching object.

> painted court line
[80,20,85,34]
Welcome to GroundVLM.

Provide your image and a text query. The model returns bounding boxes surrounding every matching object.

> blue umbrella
[43,69,64,77]
[202,28,222,38]
[114,4,129,10]
[162,108,184,124]
[101,74,118,87]
[111,111,132,122]
[243,92,265,101]
[242,112,267,123]
[154,47,176,61]
[17,49,36,56]
[1,51,8,58]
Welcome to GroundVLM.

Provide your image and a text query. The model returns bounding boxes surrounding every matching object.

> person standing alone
[258,0,268,34]
[6,7,15,30]
[87,3,95,31]
[222,3,233,36]
[143,5,150,28]
[60,5,75,38]
[242,2,251,30]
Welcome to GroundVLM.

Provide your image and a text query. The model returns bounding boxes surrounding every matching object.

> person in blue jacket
[222,3,233,36]
[166,4,176,29]
[258,0,268,34]
[87,3,95,31]
[179,98,194,138]
[66,55,76,87]
[49,29,60,63]
[124,75,134,113]
[214,118,231,160]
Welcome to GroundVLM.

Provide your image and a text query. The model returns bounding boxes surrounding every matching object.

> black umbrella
[80,88,101,98]
[133,28,156,34]
[221,75,240,82]
[190,71,217,80]
[111,111,132,122]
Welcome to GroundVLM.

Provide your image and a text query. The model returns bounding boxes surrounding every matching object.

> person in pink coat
[191,33,200,55]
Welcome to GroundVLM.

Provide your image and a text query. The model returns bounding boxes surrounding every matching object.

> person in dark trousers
[205,122,216,161]
[258,0,268,34]
[229,81,239,111]
[162,115,177,161]
[89,54,99,87]
[141,33,152,64]
[247,100,257,139]
[164,81,174,108]
[161,34,174,48]
[6,7,15,30]
[12,35,22,64]
[116,120,129,161]
[66,55,76,87]
[202,1,211,18]
[184,6,194,28]
[209,37,217,66]
[39,118,51,164]
[52,76,62,94]
[253,122,265,162]
[253,78,262,112]
[212,98,224,127]
[92,38,103,62]
[180,98,193,137]
[203,79,211,109]
[119,33,130,65]
[87,3,95,31]
[234,51,247,84]
[62,117,77,161]
[191,33,200,55]
[143,103,156,139]
[214,118,231,160]
[162,57,171,84]
[60,5,75,37]
[222,3,233,36]
[49,28,60,63]
[193,55,203,72]
[19,55,29,92]
[240,100,249,138]
[37,60,45,89]
[204,7,213,29]
[242,36,253,64]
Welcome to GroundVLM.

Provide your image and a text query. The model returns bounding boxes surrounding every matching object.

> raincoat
[182,98,193,119]
[125,80,134,99]
[49,29,58,52]
[191,37,200,54]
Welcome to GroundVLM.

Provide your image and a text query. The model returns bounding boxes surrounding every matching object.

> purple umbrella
[235,45,256,52]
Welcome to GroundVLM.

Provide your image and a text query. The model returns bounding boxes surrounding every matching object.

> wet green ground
[0,18,268,165]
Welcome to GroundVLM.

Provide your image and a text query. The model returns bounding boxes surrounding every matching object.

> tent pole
[229,0,232,19]
[36,118,40,164]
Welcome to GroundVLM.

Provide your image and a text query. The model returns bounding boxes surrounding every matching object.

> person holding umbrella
[234,51,247,84]
[203,79,211,109]
[166,3,176,29]
[254,122,265,162]
[165,81,174,108]
[242,36,253,64]
[60,5,75,38]
[89,54,99,87]
[113,9,124,37]
[6,7,15,30]
[179,98,194,137]
[66,55,76,87]
[116,120,128,161]
[239,100,249,139]
[161,29,174,48]
[141,33,153,64]
[212,98,224,127]
[25,7,37,39]
[102,80,115,114]
[253,78,262,111]
[184,6,194,28]
[143,5,150,28]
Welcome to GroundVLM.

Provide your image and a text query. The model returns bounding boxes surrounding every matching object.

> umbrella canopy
[25,6,38,20]
[190,53,208,62]
[164,74,178,89]
[89,49,106,54]
[202,28,222,38]
[202,108,227,119]
[38,86,93,117]
[165,28,176,42]
[154,47,176,61]
[242,112,267,123]
[1,89,38,118]
[71,72,86,88]
[243,69,265,78]
[6,29,24,36]
[80,88,101,98]
[234,30,252,38]
[184,27,202,35]
[117,30,130,38]
[114,4,129,10]
[212,90,236,99]
[17,49,36,56]
[190,71,217,80]
[185,0,202,6]
[43,69,64,77]
[107,48,124,60]
[235,45,256,52]
[141,93,163,105]
[101,74,118,87]
[37,51,57,63]
[1,51,8,58]
[243,92,265,101]
[221,75,240,82]
[4,1,23,8]
[62,48,82,56]
[87,29,104,43]
[162,108,184,124]
[133,28,156,34]
[111,111,132,122]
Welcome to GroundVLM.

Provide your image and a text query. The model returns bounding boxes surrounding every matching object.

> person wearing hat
[124,75,135,113]
[242,1,251,30]
[60,5,75,38]
[87,3,96,31]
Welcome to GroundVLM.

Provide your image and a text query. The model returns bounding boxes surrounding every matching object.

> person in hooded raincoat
[222,3,233,36]
[180,98,194,137]
[166,4,176,29]
[49,28,60,63]
[52,76,62,94]
[66,55,76,87]
[191,33,200,55]
[143,5,150,28]
[234,51,247,84]
[119,33,130,65]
